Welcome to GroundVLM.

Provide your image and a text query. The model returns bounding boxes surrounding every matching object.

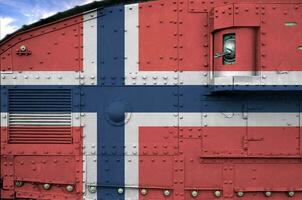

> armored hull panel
[1,0,302,199]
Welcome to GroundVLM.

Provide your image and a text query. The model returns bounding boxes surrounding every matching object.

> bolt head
[214,190,221,197]
[66,185,74,192]
[43,183,51,190]
[265,191,272,197]
[163,190,171,196]
[88,186,96,193]
[191,190,198,197]
[237,191,244,197]
[15,181,23,187]
[117,188,124,194]
[141,189,148,196]
[288,191,295,197]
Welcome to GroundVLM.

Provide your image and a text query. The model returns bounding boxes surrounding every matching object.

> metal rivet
[117,188,124,194]
[15,181,23,187]
[66,185,74,192]
[265,191,272,197]
[214,191,221,197]
[237,191,244,197]
[20,45,27,52]
[141,189,148,196]
[163,190,171,196]
[88,186,97,193]
[288,191,295,197]
[191,190,198,197]
[43,183,51,190]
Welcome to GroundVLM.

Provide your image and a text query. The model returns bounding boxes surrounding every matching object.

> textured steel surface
[1,0,302,199]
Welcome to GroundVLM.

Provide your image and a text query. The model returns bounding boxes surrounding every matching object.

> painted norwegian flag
[1,0,302,200]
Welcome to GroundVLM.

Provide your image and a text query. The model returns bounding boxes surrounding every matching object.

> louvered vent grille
[8,89,73,144]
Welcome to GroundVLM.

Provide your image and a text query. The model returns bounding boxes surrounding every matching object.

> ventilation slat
[9,128,71,131]
[10,141,71,144]
[8,89,73,144]
[10,136,71,138]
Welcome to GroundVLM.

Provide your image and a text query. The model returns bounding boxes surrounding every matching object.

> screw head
[191,190,198,197]
[237,191,244,197]
[163,189,171,196]
[15,181,23,187]
[265,191,272,197]
[43,183,51,190]
[117,188,124,194]
[214,190,221,198]
[288,191,295,197]
[88,186,97,193]
[141,189,148,196]
[66,185,74,192]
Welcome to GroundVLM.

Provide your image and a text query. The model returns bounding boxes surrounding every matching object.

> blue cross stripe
[1,4,302,200]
